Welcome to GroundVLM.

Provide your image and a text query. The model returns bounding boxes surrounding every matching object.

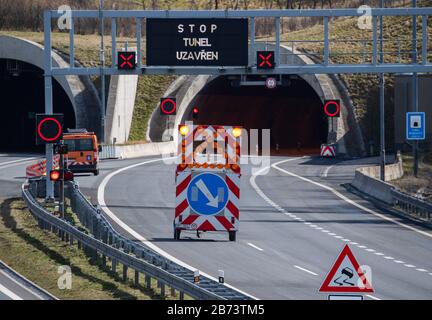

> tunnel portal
[0,59,75,152]
[184,76,328,155]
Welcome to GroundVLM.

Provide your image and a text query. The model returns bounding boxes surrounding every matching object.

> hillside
[281,2,432,152]
[1,0,431,144]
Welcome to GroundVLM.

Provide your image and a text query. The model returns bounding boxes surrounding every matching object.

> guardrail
[391,189,432,222]
[22,178,252,300]
[0,260,58,300]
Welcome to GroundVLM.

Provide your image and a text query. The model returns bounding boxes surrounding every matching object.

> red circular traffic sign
[324,101,340,117]
[161,98,176,115]
[37,117,62,142]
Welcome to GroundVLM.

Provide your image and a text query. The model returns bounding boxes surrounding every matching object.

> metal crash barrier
[22,178,252,300]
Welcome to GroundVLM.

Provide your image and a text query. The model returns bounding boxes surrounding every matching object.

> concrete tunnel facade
[148,44,365,157]
[0,35,101,150]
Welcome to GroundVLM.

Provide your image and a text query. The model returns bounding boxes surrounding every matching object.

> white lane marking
[394,260,405,264]
[294,265,318,276]
[404,264,416,268]
[384,256,394,260]
[250,157,432,279]
[416,268,428,272]
[350,242,358,245]
[374,252,385,256]
[321,165,334,178]
[366,294,381,300]
[272,159,432,239]
[97,157,258,300]
[0,157,37,166]
[0,270,44,300]
[0,157,39,170]
[0,283,23,300]
[247,243,264,252]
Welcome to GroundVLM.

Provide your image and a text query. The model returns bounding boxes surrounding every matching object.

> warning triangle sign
[319,245,374,293]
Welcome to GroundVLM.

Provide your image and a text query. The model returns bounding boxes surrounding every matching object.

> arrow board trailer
[175,125,242,241]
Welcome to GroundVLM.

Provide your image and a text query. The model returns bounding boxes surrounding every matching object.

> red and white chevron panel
[67,160,92,166]
[178,125,241,165]
[320,144,336,157]
[25,155,60,178]
[174,171,240,232]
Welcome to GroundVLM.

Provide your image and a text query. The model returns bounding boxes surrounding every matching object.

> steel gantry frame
[43,7,432,198]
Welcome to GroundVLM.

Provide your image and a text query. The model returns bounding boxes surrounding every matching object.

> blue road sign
[406,112,426,140]
[187,173,228,216]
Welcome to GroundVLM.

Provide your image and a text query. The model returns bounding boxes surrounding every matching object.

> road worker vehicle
[174,124,242,241]
[63,129,101,176]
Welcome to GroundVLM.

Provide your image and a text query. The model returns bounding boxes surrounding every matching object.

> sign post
[36,114,63,201]
[406,112,426,177]
[319,245,374,300]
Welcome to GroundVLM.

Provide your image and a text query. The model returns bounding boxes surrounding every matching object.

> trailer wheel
[229,231,236,242]
[174,228,181,240]
[93,169,99,176]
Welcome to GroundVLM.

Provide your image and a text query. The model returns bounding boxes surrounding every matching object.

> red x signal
[257,51,275,69]
[117,51,136,70]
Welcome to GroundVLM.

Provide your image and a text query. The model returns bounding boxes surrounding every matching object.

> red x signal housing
[324,100,341,118]
[160,97,177,115]
[117,51,137,70]
[36,114,63,145]
[257,51,275,70]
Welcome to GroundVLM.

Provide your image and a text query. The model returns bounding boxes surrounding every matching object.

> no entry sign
[324,100,341,118]
[146,18,248,66]
[160,97,177,115]
[36,114,63,145]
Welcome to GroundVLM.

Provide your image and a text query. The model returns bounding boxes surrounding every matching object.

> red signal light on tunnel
[36,114,63,145]
[257,51,275,69]
[117,51,137,70]
[192,107,199,120]
[160,97,177,115]
[324,100,341,118]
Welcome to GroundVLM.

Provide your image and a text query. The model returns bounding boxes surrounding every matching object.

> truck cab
[63,129,101,176]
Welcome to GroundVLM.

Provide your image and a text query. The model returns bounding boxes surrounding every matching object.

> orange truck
[63,129,101,176]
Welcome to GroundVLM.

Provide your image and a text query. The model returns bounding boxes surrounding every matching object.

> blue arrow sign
[406,112,426,140]
[187,173,229,216]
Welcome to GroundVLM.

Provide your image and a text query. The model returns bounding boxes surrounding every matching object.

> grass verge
[392,152,432,201]
[0,197,178,300]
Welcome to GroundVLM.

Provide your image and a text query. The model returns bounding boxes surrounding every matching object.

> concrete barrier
[100,141,175,159]
[351,170,395,204]
[350,154,404,205]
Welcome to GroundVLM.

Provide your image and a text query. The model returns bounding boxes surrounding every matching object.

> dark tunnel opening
[185,76,328,156]
[0,59,76,152]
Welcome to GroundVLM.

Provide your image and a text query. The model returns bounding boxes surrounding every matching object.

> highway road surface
[1,153,432,300]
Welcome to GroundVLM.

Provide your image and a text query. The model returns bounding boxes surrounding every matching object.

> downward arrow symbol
[195,179,219,208]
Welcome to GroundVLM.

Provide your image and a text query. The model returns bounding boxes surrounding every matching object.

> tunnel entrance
[185,76,328,156]
[0,59,75,152]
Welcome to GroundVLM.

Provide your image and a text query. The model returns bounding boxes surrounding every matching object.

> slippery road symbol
[187,173,229,216]
[333,267,355,286]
